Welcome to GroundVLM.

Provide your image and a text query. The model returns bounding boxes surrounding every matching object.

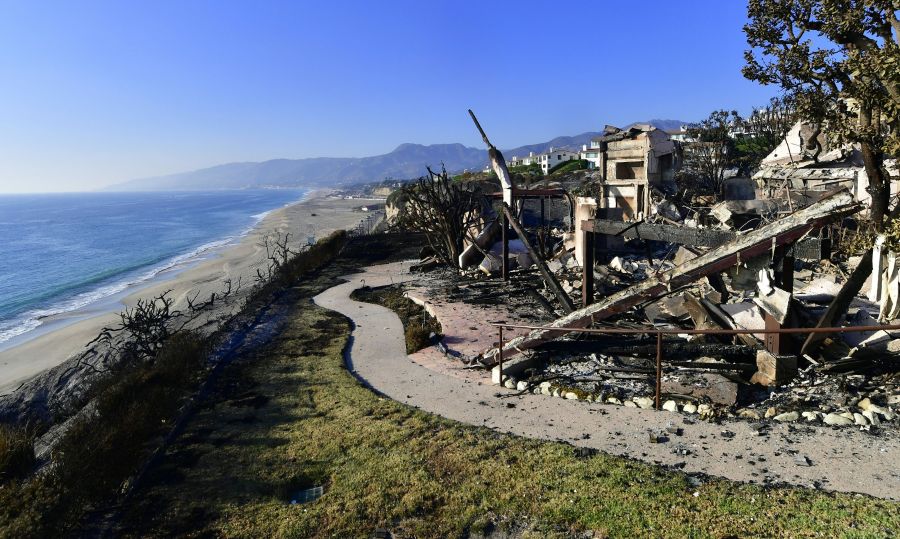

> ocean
[0,189,307,347]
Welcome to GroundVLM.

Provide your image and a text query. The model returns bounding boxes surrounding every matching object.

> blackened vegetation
[0,423,35,482]
[256,231,297,284]
[77,230,329,378]
[395,166,489,268]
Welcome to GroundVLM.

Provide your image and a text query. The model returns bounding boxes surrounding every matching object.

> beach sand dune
[0,193,383,395]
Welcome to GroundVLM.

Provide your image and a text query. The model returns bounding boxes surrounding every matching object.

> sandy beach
[0,192,384,395]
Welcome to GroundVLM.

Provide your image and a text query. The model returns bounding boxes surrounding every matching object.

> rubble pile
[448,191,898,431]
[401,114,900,435]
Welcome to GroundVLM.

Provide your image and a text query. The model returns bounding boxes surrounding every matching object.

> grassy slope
[117,255,900,538]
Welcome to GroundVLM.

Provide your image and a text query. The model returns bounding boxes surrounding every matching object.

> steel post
[655,332,662,410]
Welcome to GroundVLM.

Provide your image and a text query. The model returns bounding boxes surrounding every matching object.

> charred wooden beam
[501,211,509,281]
[583,219,734,246]
[801,248,874,356]
[485,190,860,364]
[502,203,575,313]
[668,361,756,372]
[469,109,513,208]
[582,219,826,260]
[538,339,754,361]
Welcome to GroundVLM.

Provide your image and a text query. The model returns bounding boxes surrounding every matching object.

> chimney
[582,144,587,151]
[529,151,533,157]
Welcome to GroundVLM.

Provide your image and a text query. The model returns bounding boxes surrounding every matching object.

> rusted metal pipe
[655,332,662,410]
[498,325,504,383]
[501,212,509,282]
[488,322,900,337]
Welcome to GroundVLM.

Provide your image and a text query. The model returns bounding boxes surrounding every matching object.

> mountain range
[109,119,687,191]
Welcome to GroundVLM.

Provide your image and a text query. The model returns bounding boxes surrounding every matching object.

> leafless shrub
[256,232,301,284]
[396,165,487,268]
[77,275,242,374]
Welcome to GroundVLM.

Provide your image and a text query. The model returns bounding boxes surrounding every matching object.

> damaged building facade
[754,121,900,211]
[585,124,679,220]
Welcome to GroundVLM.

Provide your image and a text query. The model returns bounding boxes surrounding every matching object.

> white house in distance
[537,148,579,174]
[507,152,539,168]
[580,145,603,169]
[508,147,580,174]
[665,126,693,142]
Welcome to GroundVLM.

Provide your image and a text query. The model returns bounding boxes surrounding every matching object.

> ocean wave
[251,210,272,221]
[0,235,238,345]
[0,190,311,347]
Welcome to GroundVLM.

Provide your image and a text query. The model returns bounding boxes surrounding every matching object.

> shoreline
[0,191,311,354]
[0,190,384,395]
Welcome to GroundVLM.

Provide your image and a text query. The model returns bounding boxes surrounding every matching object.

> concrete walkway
[314,262,900,500]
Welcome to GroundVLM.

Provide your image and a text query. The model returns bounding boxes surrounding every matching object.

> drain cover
[290,486,324,505]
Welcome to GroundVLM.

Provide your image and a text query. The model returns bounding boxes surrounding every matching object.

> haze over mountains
[109,120,686,191]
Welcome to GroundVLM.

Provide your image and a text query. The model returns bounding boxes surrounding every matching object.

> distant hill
[501,131,604,160]
[110,143,486,191]
[108,120,686,191]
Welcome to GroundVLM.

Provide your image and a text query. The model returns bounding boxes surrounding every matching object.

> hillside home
[590,124,679,220]
[537,148,579,174]
[509,148,579,174]
[508,152,538,168]
[580,145,603,169]
[665,126,693,142]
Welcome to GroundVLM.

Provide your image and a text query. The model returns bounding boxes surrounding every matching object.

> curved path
[314,262,900,500]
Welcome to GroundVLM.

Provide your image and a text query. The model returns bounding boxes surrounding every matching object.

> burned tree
[744,1,900,348]
[256,231,298,284]
[78,275,243,373]
[682,110,742,197]
[396,166,486,268]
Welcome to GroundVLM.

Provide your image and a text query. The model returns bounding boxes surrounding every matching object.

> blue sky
[0,0,776,192]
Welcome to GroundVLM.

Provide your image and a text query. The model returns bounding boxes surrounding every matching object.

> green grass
[549,159,589,175]
[0,424,35,482]
[116,294,900,538]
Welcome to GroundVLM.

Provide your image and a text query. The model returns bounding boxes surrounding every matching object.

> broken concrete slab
[720,302,767,342]
[644,294,690,323]
[674,246,698,266]
[750,350,798,386]
[754,270,792,324]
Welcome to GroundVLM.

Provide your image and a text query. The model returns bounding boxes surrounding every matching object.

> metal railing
[493,322,900,410]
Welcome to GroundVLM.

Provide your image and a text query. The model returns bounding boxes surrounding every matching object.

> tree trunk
[861,140,890,231]
[858,107,890,231]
